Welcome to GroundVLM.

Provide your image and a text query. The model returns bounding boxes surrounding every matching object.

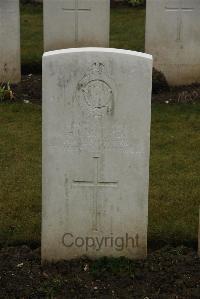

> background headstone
[0,0,21,83]
[42,48,152,261]
[145,0,200,86]
[44,0,110,51]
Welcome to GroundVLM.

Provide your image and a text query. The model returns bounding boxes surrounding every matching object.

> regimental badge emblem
[75,62,115,117]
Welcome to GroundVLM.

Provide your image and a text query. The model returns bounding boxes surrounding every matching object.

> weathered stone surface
[0,0,21,83]
[44,0,110,51]
[42,48,152,261]
[145,0,200,86]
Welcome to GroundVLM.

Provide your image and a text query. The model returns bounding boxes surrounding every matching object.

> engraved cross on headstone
[73,156,118,231]
[165,1,194,42]
[62,0,91,42]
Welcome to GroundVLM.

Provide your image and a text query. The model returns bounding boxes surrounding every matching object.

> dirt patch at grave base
[0,245,199,298]
[153,84,200,104]
[9,74,200,105]
[11,74,42,104]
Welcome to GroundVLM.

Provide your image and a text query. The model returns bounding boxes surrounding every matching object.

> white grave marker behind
[145,0,200,85]
[0,0,21,83]
[44,0,110,51]
[42,48,152,261]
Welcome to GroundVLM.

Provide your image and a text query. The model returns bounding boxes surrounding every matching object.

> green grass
[149,104,200,245]
[0,103,199,246]
[0,104,41,246]
[21,4,43,73]
[20,4,145,73]
[110,7,145,51]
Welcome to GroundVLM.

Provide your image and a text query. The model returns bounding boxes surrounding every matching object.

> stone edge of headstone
[43,47,153,62]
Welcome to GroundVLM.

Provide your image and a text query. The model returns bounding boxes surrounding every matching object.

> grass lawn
[0,103,199,247]
[21,4,43,74]
[21,4,145,73]
[0,104,41,246]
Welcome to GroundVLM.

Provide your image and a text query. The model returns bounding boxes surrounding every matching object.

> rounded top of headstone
[43,47,153,61]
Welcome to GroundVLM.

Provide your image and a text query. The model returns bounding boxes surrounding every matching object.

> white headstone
[43,0,110,52]
[145,0,200,85]
[42,48,152,261]
[0,0,21,83]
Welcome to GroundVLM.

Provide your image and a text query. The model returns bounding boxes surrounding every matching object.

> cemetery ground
[0,101,200,297]
[0,3,200,298]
